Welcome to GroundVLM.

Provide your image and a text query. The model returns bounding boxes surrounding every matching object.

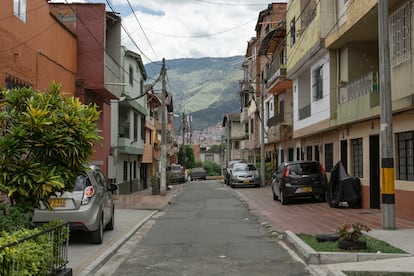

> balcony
[266,66,287,87]
[104,52,122,97]
[267,125,292,142]
[240,107,249,123]
[339,72,379,105]
[335,72,381,125]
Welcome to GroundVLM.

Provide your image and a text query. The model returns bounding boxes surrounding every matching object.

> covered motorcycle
[327,161,361,208]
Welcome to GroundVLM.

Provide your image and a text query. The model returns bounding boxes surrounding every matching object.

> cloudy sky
[82,0,286,64]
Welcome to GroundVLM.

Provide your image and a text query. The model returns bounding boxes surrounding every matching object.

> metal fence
[0,222,69,276]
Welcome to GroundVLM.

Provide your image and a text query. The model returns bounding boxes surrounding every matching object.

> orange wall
[0,0,77,94]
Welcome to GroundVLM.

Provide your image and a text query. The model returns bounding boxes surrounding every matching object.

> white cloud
[111,0,277,63]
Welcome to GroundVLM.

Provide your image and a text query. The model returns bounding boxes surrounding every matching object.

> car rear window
[289,163,320,175]
[74,174,91,191]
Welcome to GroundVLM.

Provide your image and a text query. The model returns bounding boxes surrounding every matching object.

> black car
[224,159,246,185]
[271,161,328,205]
[190,167,207,181]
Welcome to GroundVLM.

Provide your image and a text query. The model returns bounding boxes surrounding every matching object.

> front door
[369,135,380,209]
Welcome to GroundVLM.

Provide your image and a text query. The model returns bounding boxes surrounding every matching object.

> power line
[197,0,272,6]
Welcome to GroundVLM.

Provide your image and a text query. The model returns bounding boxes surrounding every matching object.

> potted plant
[151,176,160,195]
[336,222,371,250]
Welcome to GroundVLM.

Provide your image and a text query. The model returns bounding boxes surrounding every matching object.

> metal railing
[0,222,69,276]
[339,71,379,104]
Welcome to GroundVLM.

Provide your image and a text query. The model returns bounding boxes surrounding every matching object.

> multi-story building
[109,47,147,194]
[50,3,122,180]
[1,0,77,93]
[222,114,247,164]
[255,3,294,171]
[324,0,414,220]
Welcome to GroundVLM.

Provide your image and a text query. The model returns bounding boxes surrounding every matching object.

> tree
[0,83,101,214]
[177,145,195,169]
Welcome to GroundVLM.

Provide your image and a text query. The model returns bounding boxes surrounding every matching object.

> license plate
[49,198,66,207]
[243,179,250,184]
[302,187,312,193]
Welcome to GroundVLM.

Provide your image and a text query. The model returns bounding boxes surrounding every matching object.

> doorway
[340,140,348,172]
[369,135,380,209]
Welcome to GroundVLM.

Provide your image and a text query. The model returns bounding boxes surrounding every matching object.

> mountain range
[145,56,244,131]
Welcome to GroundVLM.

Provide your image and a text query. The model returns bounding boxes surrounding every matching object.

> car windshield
[289,163,320,175]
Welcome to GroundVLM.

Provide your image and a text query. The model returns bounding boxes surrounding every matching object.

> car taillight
[283,166,290,178]
[82,186,95,205]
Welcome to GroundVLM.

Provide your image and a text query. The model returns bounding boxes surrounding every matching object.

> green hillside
[145,56,243,130]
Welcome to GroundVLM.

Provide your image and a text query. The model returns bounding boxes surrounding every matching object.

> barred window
[324,143,333,172]
[312,66,323,101]
[397,131,414,181]
[390,2,411,66]
[351,138,363,178]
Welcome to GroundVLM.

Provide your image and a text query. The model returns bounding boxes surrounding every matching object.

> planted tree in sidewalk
[0,82,101,219]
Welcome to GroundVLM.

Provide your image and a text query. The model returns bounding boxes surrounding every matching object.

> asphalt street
[94,180,311,276]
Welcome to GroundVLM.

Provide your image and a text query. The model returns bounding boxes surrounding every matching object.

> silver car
[33,165,118,244]
[229,163,260,188]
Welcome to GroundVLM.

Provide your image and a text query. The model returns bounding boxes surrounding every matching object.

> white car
[33,165,118,244]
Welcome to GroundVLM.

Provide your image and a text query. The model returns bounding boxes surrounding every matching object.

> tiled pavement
[232,185,414,235]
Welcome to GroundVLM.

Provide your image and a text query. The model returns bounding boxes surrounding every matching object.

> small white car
[33,165,118,244]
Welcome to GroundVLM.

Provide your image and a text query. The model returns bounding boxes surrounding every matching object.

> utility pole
[182,112,186,169]
[260,81,265,187]
[378,0,395,229]
[160,58,167,196]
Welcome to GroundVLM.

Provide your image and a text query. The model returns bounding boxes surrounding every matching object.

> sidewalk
[232,185,414,275]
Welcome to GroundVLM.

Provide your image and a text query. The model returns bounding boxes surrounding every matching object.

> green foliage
[0,220,68,275]
[178,145,195,169]
[255,155,273,180]
[202,161,221,176]
[296,233,406,254]
[0,83,101,214]
[0,204,33,233]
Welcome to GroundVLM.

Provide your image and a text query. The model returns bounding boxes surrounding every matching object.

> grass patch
[296,233,407,254]
[344,272,414,276]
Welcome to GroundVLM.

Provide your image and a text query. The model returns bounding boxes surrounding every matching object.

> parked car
[33,165,118,244]
[190,167,207,181]
[167,164,186,184]
[229,163,260,188]
[271,161,328,205]
[224,159,246,185]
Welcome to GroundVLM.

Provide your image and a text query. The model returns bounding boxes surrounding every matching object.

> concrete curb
[284,230,412,265]
[78,210,158,276]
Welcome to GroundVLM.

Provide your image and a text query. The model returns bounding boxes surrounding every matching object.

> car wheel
[280,189,288,205]
[105,207,115,231]
[91,214,104,244]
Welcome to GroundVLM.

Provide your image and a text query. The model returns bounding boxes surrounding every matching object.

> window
[14,0,26,22]
[280,149,285,163]
[351,138,363,178]
[325,143,333,171]
[306,146,312,160]
[288,148,294,161]
[397,131,414,180]
[141,117,145,140]
[134,113,138,141]
[290,18,296,46]
[314,145,320,162]
[312,66,323,101]
[250,118,254,133]
[234,141,240,149]
[133,161,137,178]
[123,161,128,181]
[129,65,134,86]
[140,80,144,95]
[390,2,411,66]
[301,0,317,28]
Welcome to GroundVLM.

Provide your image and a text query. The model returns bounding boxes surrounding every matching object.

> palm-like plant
[0,82,101,214]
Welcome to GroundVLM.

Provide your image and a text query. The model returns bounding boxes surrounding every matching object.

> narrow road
[95,180,311,276]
